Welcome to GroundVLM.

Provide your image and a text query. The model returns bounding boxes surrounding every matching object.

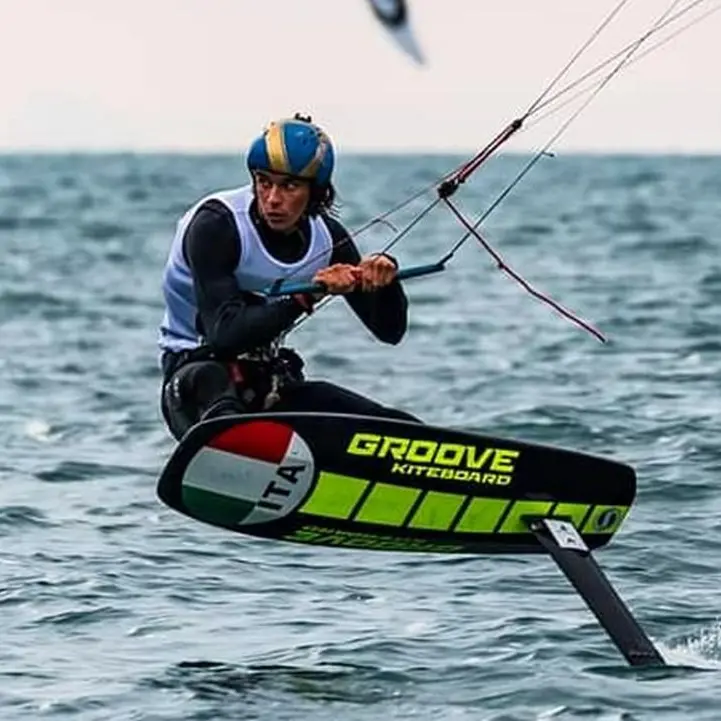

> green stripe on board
[408,491,466,531]
[454,497,510,533]
[499,500,554,533]
[552,502,590,529]
[299,472,369,520]
[354,483,422,526]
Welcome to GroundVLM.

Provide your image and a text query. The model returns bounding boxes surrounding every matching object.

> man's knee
[162,360,240,441]
[182,361,235,404]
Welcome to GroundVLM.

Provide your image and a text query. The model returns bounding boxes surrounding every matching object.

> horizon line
[2,147,721,158]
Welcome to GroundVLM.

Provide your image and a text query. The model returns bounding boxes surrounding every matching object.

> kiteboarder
[157,113,421,441]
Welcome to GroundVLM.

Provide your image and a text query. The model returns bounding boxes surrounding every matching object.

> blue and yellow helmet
[246,114,335,187]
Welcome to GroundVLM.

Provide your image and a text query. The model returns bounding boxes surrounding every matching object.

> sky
[0,0,719,154]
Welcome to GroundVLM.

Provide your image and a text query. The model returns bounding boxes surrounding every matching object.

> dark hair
[307,182,339,218]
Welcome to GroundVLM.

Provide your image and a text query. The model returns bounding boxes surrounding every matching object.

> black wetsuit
[160,198,421,440]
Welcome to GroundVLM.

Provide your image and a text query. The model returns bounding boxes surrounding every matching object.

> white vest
[158,184,333,354]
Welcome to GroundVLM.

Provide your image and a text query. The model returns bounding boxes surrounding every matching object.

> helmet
[246,114,335,187]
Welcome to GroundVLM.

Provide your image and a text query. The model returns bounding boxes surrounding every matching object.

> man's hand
[313,263,361,294]
[357,254,397,291]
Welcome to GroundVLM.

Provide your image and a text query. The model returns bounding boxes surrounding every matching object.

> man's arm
[323,216,409,345]
[184,200,306,356]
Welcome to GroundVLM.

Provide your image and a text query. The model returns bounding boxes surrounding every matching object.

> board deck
[157,412,636,554]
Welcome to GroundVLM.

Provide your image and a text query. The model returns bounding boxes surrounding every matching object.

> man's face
[254,170,311,232]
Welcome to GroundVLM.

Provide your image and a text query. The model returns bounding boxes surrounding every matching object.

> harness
[162,340,304,412]
[228,341,304,410]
